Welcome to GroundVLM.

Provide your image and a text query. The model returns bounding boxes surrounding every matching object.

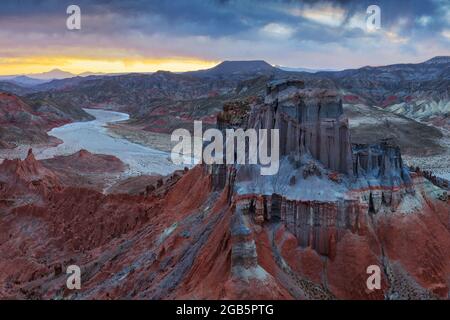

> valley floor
[0,109,187,177]
[403,129,450,180]
[107,123,174,153]
[1,105,448,185]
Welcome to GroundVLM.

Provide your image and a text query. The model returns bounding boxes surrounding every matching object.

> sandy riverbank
[107,123,175,153]
[107,122,203,155]
[0,109,190,176]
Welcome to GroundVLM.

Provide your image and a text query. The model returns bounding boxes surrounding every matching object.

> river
[35,108,186,176]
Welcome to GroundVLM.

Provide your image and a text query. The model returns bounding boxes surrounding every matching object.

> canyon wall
[0,79,448,300]
[247,80,353,175]
[211,79,416,221]
[207,80,449,299]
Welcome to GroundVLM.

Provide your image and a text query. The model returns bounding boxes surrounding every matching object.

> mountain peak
[189,60,277,78]
[213,60,275,72]
[29,69,75,80]
[219,60,272,66]
[0,149,45,181]
[424,56,450,64]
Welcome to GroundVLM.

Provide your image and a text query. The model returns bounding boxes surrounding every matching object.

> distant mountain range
[0,56,448,131]
[275,65,338,73]
[1,56,448,92]
[315,55,450,82]
[0,68,75,82]
[0,55,448,163]
[0,75,49,87]
[0,60,322,85]
[28,68,76,80]
[185,60,281,79]
[0,69,76,87]
[0,69,117,87]
[3,55,447,84]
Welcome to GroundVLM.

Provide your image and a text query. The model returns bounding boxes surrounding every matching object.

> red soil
[0,151,449,299]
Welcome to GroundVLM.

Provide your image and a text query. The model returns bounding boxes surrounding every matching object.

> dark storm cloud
[0,0,448,39]
[0,0,448,69]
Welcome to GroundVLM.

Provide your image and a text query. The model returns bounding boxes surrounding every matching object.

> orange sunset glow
[0,56,218,75]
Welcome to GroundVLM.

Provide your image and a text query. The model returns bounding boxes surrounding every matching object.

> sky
[0,0,449,75]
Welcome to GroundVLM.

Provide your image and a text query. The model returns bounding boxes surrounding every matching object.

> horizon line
[0,55,447,78]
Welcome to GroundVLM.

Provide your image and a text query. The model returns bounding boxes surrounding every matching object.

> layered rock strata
[248,81,354,175]
[0,80,448,300]
[209,80,418,259]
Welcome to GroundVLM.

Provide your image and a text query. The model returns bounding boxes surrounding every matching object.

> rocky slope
[0,81,34,96]
[0,92,93,149]
[344,103,444,157]
[317,56,450,130]
[207,80,450,299]
[386,100,450,130]
[0,58,449,299]
[3,57,448,126]
[0,81,448,300]
[41,150,126,192]
[4,58,445,149]
[15,62,283,135]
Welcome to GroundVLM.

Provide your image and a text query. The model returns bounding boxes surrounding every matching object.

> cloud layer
[0,0,449,74]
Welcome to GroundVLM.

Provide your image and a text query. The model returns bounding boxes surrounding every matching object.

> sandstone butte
[0,80,449,300]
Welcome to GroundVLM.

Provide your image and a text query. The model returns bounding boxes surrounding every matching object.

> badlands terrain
[0,57,449,299]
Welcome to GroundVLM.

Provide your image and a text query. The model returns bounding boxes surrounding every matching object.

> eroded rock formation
[0,80,448,300]
[207,80,450,299]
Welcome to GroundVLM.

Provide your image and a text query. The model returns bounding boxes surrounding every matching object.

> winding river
[36,108,186,176]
